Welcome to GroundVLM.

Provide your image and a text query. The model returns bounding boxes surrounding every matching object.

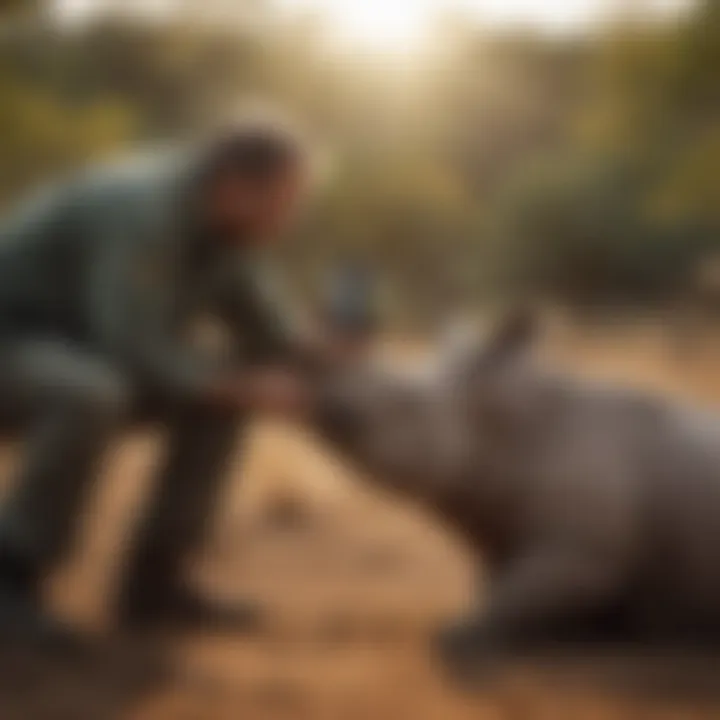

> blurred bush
[491,0,720,311]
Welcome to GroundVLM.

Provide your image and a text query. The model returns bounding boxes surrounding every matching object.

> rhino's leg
[437,549,624,677]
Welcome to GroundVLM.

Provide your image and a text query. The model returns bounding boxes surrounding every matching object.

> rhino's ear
[481,308,539,366]
[440,309,539,376]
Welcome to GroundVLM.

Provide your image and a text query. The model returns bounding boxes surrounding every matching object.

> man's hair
[201,114,306,184]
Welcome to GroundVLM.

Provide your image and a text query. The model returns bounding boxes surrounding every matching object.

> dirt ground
[4,323,720,720]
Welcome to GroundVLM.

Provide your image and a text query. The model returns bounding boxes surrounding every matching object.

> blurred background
[2,0,717,327]
[1,0,720,718]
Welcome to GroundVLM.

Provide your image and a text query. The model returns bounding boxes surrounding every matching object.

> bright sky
[56,0,691,45]
[280,0,690,46]
[284,0,601,38]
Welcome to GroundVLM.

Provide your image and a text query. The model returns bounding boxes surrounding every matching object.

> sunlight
[55,0,694,39]
[283,0,439,50]
[280,0,602,49]
[280,0,693,48]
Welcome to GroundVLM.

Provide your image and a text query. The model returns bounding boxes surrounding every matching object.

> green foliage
[0,70,135,200]
[0,1,717,317]
[491,0,720,309]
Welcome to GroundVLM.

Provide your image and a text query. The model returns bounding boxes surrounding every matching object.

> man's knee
[60,367,131,424]
[0,342,133,428]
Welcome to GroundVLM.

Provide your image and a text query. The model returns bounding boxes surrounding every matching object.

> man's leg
[117,402,256,631]
[0,339,128,642]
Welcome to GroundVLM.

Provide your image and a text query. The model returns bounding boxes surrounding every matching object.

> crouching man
[0,117,315,646]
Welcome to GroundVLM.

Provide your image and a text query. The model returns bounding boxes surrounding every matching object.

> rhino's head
[313,311,543,499]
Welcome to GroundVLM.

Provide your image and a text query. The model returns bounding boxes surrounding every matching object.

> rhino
[311,313,720,671]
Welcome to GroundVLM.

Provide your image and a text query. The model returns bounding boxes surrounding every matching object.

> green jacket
[0,147,297,401]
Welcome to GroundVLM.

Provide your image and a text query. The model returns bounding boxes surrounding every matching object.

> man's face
[204,165,305,245]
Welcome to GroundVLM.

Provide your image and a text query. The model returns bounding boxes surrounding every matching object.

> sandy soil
[3,324,720,720]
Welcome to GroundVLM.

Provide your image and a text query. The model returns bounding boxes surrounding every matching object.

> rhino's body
[441,371,720,631]
[315,318,720,661]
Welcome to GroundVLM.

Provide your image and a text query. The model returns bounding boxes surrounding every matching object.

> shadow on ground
[503,645,720,706]
[0,638,170,720]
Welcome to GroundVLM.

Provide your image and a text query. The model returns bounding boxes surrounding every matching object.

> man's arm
[87,226,220,404]
[88,231,309,414]
[214,256,314,366]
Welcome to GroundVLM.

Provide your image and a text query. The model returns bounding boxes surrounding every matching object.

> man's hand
[293,324,374,375]
[207,368,311,416]
[247,367,311,415]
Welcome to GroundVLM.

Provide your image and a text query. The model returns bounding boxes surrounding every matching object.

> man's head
[198,116,309,245]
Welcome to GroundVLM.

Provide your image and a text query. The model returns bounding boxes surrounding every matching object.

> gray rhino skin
[314,314,720,665]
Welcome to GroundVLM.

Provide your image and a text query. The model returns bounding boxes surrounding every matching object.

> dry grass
[5,322,720,719]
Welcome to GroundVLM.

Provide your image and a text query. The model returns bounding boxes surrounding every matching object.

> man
[0,117,313,645]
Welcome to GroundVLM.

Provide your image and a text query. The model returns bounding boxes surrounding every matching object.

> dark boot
[117,573,263,634]
[0,547,91,655]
